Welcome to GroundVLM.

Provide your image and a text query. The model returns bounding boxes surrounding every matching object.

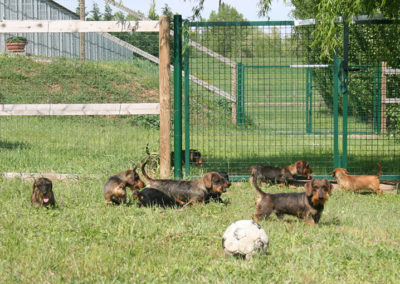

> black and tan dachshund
[134,187,182,208]
[31,177,56,208]
[250,175,332,225]
[206,171,231,203]
[103,167,145,205]
[171,149,204,166]
[141,159,228,206]
[250,160,313,186]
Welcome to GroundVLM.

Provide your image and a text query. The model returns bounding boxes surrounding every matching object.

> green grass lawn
[0,177,399,282]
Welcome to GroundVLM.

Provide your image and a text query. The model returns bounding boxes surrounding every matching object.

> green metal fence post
[306,68,312,133]
[333,56,342,169]
[342,21,349,170]
[242,65,246,125]
[377,63,382,134]
[237,62,243,125]
[373,67,378,133]
[173,15,183,179]
[183,21,190,177]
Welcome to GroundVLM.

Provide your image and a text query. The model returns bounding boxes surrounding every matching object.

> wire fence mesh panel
[184,21,400,179]
[345,22,400,177]
[0,30,161,177]
[186,22,336,179]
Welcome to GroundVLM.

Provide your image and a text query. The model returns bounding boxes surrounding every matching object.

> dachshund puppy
[31,177,55,208]
[103,167,145,205]
[250,160,312,186]
[171,149,204,166]
[133,187,182,208]
[141,159,227,206]
[332,163,382,194]
[251,175,332,225]
[206,171,231,203]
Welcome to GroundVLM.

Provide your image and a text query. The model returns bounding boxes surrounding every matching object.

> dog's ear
[296,161,303,172]
[203,172,214,188]
[331,170,336,178]
[325,179,333,195]
[32,179,38,193]
[344,169,349,175]
[305,179,313,196]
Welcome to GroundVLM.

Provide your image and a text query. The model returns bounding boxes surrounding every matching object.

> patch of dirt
[49,84,63,92]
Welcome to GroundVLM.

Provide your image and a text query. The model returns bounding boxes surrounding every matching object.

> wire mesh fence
[182,20,400,179]
[0,30,161,177]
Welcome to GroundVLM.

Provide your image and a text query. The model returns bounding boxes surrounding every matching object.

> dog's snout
[318,190,324,199]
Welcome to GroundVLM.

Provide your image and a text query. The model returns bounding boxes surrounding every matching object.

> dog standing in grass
[103,167,145,205]
[332,163,383,194]
[250,175,332,225]
[250,160,313,186]
[31,177,56,208]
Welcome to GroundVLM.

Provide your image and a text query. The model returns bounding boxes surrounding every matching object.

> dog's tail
[376,163,382,177]
[250,175,267,197]
[141,145,155,182]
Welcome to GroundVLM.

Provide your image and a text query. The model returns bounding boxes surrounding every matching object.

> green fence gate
[173,16,400,180]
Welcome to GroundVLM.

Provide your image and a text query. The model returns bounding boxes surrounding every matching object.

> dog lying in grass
[31,177,55,208]
[141,158,228,206]
[134,187,182,208]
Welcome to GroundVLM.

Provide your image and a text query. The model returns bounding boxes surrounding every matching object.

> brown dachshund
[250,160,313,186]
[332,163,382,194]
[31,177,56,208]
[251,175,332,225]
[206,171,231,203]
[141,159,227,206]
[103,167,145,205]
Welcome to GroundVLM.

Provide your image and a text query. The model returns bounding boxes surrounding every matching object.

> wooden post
[159,16,171,178]
[231,64,237,124]
[381,61,387,133]
[80,0,85,61]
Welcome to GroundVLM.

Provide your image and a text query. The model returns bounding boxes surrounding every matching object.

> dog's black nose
[318,191,324,199]
[222,188,226,193]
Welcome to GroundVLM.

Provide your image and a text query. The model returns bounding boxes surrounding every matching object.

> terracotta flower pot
[6,42,27,53]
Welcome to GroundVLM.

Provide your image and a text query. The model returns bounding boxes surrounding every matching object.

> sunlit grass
[0,178,399,282]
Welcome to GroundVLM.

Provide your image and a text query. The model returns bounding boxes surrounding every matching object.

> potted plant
[5,36,28,53]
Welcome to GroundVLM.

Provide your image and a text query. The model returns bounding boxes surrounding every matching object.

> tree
[87,3,102,21]
[161,4,174,19]
[202,3,248,57]
[185,0,400,57]
[148,0,159,20]
[104,3,113,21]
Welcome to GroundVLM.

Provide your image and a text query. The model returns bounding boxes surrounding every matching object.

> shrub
[6,36,27,43]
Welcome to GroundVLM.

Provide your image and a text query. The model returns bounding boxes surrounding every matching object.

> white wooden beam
[383,98,400,104]
[384,69,400,75]
[0,103,160,116]
[0,20,159,33]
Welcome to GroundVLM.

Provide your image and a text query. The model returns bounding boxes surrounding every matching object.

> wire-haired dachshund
[103,166,145,205]
[31,177,55,208]
[250,175,332,225]
[141,159,227,206]
[250,160,312,186]
[206,171,231,203]
[332,163,383,194]
[171,149,204,166]
[133,187,182,208]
